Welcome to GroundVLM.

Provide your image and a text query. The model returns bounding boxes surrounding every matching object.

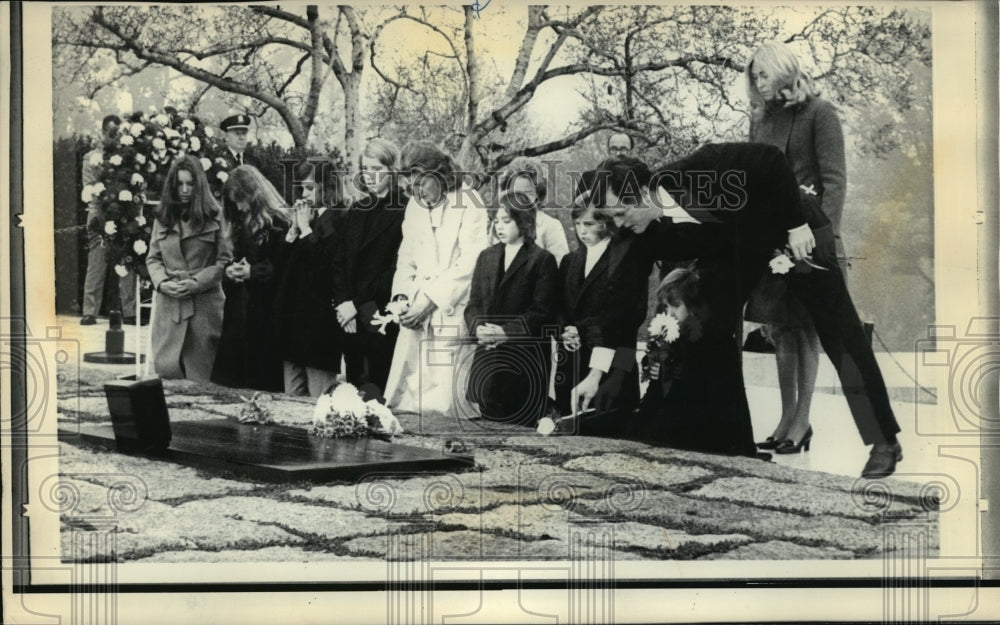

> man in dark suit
[218,114,258,170]
[586,146,903,478]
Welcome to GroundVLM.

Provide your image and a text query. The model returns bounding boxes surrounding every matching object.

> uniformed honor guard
[219,114,257,170]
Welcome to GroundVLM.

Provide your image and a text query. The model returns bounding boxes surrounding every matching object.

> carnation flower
[189,136,201,152]
[147,162,157,173]
[104,221,117,235]
[330,382,367,417]
[536,417,557,436]
[200,157,212,171]
[88,152,103,167]
[135,214,146,226]
[92,182,105,194]
[770,253,794,275]
[133,240,148,255]
[175,150,187,160]
[152,138,166,150]
[204,127,214,138]
[648,313,680,343]
[118,190,133,202]
[135,153,146,165]
[153,114,169,126]
[130,173,144,186]
[81,185,94,203]
[163,128,180,140]
[215,157,228,167]
[217,171,229,183]
[129,122,144,137]
[120,135,134,146]
[181,119,196,131]
[114,264,128,277]
[109,154,123,166]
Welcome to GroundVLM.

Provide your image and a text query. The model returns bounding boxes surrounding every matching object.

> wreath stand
[81,259,146,364]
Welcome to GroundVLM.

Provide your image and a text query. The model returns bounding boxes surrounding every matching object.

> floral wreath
[80,109,232,278]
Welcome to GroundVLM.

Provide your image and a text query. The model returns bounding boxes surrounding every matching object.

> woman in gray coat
[147,155,233,382]
[745,41,848,455]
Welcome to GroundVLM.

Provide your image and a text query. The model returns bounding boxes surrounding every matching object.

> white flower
[135,153,146,165]
[770,253,794,275]
[204,126,214,138]
[104,221,117,235]
[118,190,133,202]
[109,154,123,166]
[181,119,195,131]
[114,264,128,277]
[120,135,134,146]
[662,314,680,343]
[133,240,148,255]
[136,214,146,226]
[180,141,189,151]
[215,157,228,167]
[200,157,212,171]
[175,150,186,160]
[147,162,157,173]
[129,122,144,137]
[163,127,180,140]
[92,182,105,194]
[152,138,165,150]
[153,114,169,126]
[88,152,104,167]
[312,394,336,426]
[365,400,403,435]
[81,185,94,203]
[130,173,144,186]
[648,312,680,343]
[217,171,228,183]
[536,417,557,436]
[190,136,201,152]
[329,382,367,417]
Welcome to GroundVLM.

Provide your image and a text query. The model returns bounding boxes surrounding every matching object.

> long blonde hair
[224,165,290,241]
[746,41,820,121]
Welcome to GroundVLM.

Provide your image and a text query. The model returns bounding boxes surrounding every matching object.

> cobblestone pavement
[56,363,939,564]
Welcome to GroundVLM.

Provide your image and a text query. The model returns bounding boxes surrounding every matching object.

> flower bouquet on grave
[236,392,276,425]
[310,382,404,441]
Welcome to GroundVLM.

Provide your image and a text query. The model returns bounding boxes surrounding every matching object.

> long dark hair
[224,165,291,241]
[157,155,221,230]
[498,192,537,244]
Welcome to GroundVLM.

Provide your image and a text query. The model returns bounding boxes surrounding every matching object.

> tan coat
[146,218,233,381]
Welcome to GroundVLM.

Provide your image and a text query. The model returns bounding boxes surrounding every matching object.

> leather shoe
[861,442,903,479]
[80,315,97,326]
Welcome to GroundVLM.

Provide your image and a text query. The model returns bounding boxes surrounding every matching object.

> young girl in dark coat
[636,267,757,457]
[464,192,559,425]
[210,165,290,392]
[273,162,344,397]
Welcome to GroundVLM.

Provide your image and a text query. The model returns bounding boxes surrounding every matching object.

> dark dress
[636,309,757,457]
[464,241,559,425]
[273,208,343,374]
[330,192,407,392]
[210,220,289,392]
[553,232,651,435]
[644,142,899,446]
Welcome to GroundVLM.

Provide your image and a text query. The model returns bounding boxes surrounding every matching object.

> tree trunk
[342,75,362,193]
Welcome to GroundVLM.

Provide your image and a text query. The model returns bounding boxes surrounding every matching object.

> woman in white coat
[383,142,489,420]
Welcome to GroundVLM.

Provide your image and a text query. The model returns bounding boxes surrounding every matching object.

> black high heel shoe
[774,426,813,454]
[756,436,782,450]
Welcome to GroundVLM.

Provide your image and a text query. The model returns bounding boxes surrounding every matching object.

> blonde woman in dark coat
[147,155,233,382]
[745,41,848,454]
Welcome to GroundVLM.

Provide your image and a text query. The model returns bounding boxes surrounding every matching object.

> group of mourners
[86,42,903,479]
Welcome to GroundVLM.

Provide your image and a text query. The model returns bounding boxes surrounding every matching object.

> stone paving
[57,364,939,564]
